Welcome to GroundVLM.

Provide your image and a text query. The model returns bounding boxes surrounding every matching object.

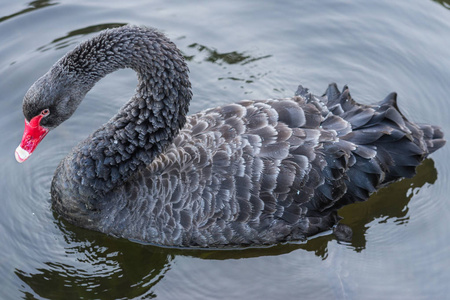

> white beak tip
[15,146,31,163]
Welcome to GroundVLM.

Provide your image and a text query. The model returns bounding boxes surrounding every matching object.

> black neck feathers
[51,26,192,213]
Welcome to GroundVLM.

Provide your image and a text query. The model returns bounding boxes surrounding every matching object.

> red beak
[15,115,49,163]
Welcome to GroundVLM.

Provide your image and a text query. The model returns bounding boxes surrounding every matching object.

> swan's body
[16,26,445,247]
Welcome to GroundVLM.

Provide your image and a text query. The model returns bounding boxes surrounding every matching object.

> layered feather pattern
[92,83,444,247]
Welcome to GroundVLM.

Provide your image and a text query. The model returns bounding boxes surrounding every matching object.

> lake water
[1,0,449,299]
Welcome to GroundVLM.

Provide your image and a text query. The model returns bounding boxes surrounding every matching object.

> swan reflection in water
[15,158,438,299]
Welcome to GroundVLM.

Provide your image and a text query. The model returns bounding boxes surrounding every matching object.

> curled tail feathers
[419,124,446,154]
[309,83,445,212]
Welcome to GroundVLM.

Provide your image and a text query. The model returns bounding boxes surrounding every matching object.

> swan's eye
[41,109,50,116]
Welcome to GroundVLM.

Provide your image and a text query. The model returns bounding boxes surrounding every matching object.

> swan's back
[93,84,444,247]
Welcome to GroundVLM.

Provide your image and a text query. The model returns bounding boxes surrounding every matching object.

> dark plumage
[17,26,445,247]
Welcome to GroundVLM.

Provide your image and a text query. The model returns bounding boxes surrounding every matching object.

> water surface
[1,0,449,299]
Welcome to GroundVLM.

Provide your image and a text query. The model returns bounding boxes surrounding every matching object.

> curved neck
[51,26,191,210]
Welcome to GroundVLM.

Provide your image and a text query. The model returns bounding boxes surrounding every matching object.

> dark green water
[1,0,449,299]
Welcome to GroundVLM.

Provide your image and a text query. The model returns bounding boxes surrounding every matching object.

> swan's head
[15,66,87,163]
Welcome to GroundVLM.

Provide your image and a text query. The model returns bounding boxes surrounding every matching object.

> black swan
[15,26,445,247]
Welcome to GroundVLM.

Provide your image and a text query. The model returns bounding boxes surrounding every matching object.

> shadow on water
[15,159,438,299]
[0,0,58,24]
[338,158,438,252]
[15,221,171,299]
[432,0,450,9]
[185,43,272,67]
[184,43,272,88]
[36,23,128,52]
